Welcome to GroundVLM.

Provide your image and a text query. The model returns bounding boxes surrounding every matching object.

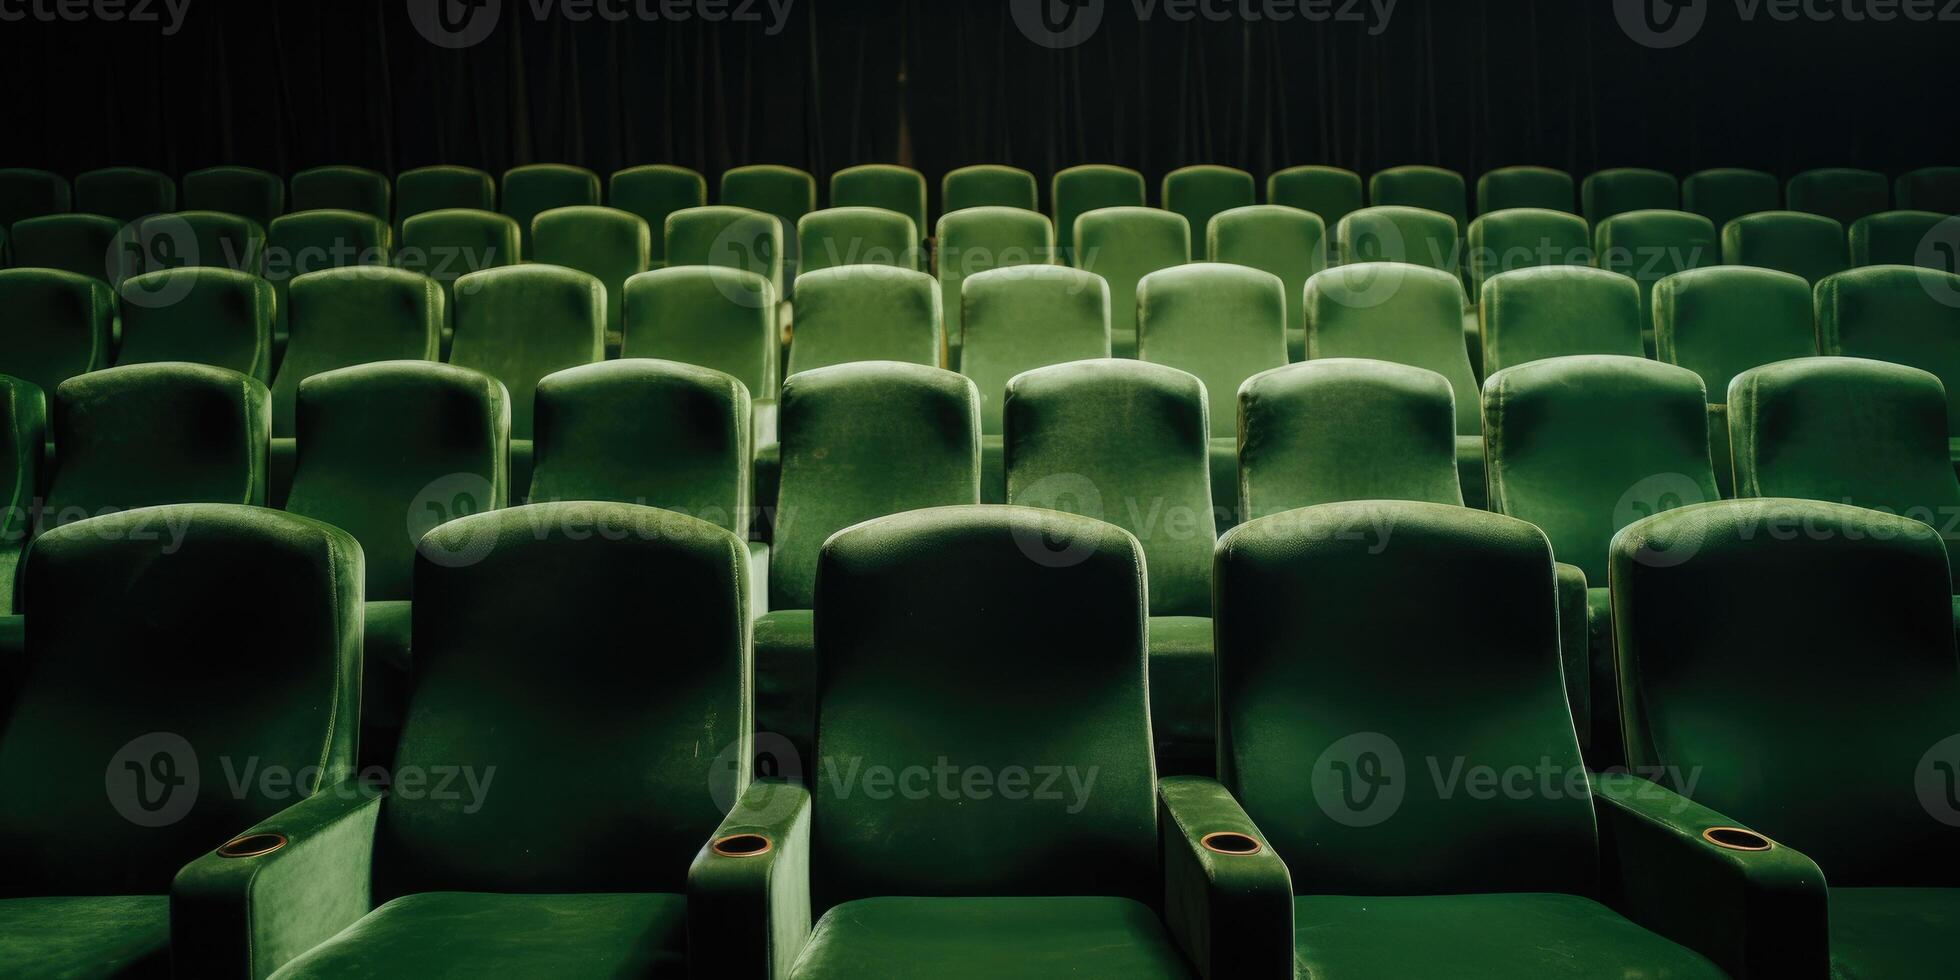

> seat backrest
[529,360,750,540]
[115,266,274,382]
[608,165,707,267]
[9,213,122,283]
[1652,266,1815,403]
[264,209,393,339]
[0,168,72,231]
[1304,263,1480,436]
[1816,265,1960,439]
[1207,204,1328,337]
[1336,205,1460,272]
[395,165,496,232]
[1267,165,1364,228]
[1849,210,1950,268]
[46,363,269,527]
[664,205,785,299]
[0,268,114,396]
[1162,164,1256,246]
[286,361,508,601]
[785,266,941,377]
[620,265,777,400]
[379,502,748,896]
[1480,266,1643,374]
[1611,498,1960,886]
[1592,209,1718,316]
[1074,206,1190,349]
[397,207,521,308]
[830,164,927,238]
[1580,167,1679,227]
[943,164,1039,213]
[1682,167,1780,235]
[720,165,817,225]
[798,206,920,274]
[1896,166,1960,214]
[0,504,359,896]
[770,361,979,608]
[449,265,605,440]
[74,166,176,223]
[1051,164,1146,265]
[1722,211,1849,285]
[271,268,443,438]
[1484,354,1715,581]
[810,505,1157,908]
[1239,359,1463,517]
[1138,262,1287,438]
[1787,167,1889,229]
[1218,501,1594,896]
[1369,165,1468,230]
[1466,207,1591,296]
[501,163,601,259]
[533,205,651,338]
[290,165,392,221]
[1004,359,1214,616]
[0,377,46,613]
[183,165,285,230]
[937,205,1055,356]
[960,265,1109,436]
[1476,166,1575,214]
[138,211,265,274]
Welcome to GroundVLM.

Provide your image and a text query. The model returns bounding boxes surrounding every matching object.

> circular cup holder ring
[217,833,289,858]
[711,833,773,858]
[1701,826,1772,852]
[1199,831,1264,856]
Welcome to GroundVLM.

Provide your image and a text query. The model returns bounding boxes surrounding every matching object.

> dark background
[4,0,1954,211]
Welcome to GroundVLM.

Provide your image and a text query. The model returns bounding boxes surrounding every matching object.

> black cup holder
[711,833,773,858]
[217,833,288,858]
[1702,826,1772,852]
[1200,831,1263,856]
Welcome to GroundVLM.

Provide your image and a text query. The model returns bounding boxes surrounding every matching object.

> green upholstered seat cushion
[609,165,707,266]
[361,598,414,770]
[0,894,170,979]
[114,267,274,381]
[9,214,123,282]
[0,268,114,397]
[1292,893,1723,979]
[1074,206,1190,357]
[1465,207,1590,297]
[268,892,686,979]
[183,166,284,230]
[1682,168,1780,234]
[1206,204,1328,342]
[1651,266,1815,403]
[0,379,45,614]
[829,164,928,240]
[1161,165,1255,248]
[448,265,605,440]
[270,267,443,437]
[1721,211,1848,285]
[1828,887,1960,980]
[753,607,816,763]
[1581,168,1679,227]
[138,211,266,275]
[942,165,1039,213]
[263,210,394,341]
[1897,167,1960,212]
[798,207,921,274]
[721,165,817,226]
[1787,167,1889,228]
[533,206,652,339]
[1148,614,1215,777]
[500,164,601,259]
[788,896,1194,979]
[1476,166,1575,214]
[74,167,176,223]
[785,266,941,377]
[397,209,522,322]
[936,205,1055,368]
[1267,166,1363,228]
[1478,266,1643,373]
[0,167,72,231]
[395,166,496,230]
[1336,206,1460,272]
[291,165,392,220]
[1137,263,1288,439]
[958,264,1107,436]
[1304,263,1480,438]
[1816,266,1960,441]
[664,205,786,298]
[1849,211,1950,268]
[1592,210,1718,323]
[1368,166,1468,230]
[1051,165,1146,266]
[621,265,778,400]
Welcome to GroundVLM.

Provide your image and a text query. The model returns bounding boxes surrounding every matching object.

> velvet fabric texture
[1682,167,1780,234]
[1465,207,1590,298]
[137,211,266,275]
[798,207,921,275]
[1369,165,1468,231]
[1051,164,1146,267]
[1479,266,1643,373]
[1336,205,1460,272]
[0,168,72,232]
[830,164,927,240]
[290,165,392,221]
[620,266,778,407]
[1592,210,1718,338]
[721,165,817,289]
[73,166,176,223]
[1816,266,1960,454]
[936,205,1054,370]
[1207,204,1328,361]
[1580,168,1679,227]
[1267,166,1363,229]
[1721,211,1849,285]
[115,267,273,382]
[448,264,606,440]
[0,378,44,614]
[533,205,652,346]
[8,214,122,283]
[664,205,785,300]
[393,165,495,233]
[1896,166,1960,213]
[0,268,113,397]
[1074,206,1189,359]
[1161,165,1255,248]
[264,210,394,353]
[608,165,707,268]
[942,165,1039,214]
[183,166,285,232]
[785,266,940,377]
[396,209,521,329]
[271,267,443,439]
[1786,167,1890,229]
[500,163,601,259]
[1476,166,1575,214]
[1849,210,1950,268]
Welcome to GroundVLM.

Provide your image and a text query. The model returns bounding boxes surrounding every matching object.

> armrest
[1159,776,1294,980]
[687,779,813,980]
[1552,561,1590,750]
[170,779,383,980]
[1591,772,1828,979]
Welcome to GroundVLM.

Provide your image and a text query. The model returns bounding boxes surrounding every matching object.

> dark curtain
[4,0,1955,215]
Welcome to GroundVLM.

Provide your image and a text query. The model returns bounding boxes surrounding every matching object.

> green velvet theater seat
[620,266,779,448]
[942,164,1038,213]
[1580,167,1679,227]
[449,265,604,491]
[609,165,706,268]
[501,163,601,260]
[137,211,266,274]
[1303,263,1486,508]
[830,164,927,240]
[1592,209,1718,347]
[1162,164,1255,248]
[1483,354,1716,764]
[393,165,495,234]
[1850,210,1949,268]
[193,501,747,980]
[73,166,176,223]
[1052,164,1146,266]
[285,360,507,769]
[0,377,45,613]
[533,205,651,352]
[664,205,786,301]
[1216,501,1731,979]
[44,363,268,530]
[1816,265,1960,468]
[1610,497,1959,979]
[264,209,393,360]
[1267,165,1363,230]
[8,213,122,283]
[1722,210,1848,285]
[0,168,71,232]
[1336,204,1460,273]
[1652,266,1816,496]
[936,205,1053,370]
[0,268,113,397]
[1787,167,1889,228]
[1138,262,1287,530]
[1476,165,1575,214]
[1682,167,1780,234]
[690,505,1291,978]
[1466,207,1591,299]
[785,266,940,377]
[183,165,285,231]
[290,165,392,221]
[753,361,978,768]
[797,207,920,274]
[396,208,520,350]
[1897,166,1960,214]
[959,265,1107,502]
[1369,165,1468,232]
[1075,206,1189,358]
[0,503,360,980]
[114,267,274,382]
[1238,359,1462,519]
[1207,204,1327,362]
[1004,359,1218,775]
[1478,266,1642,374]
[722,165,817,291]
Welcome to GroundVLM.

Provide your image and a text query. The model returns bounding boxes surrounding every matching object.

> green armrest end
[1159,776,1294,979]
[687,779,813,980]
